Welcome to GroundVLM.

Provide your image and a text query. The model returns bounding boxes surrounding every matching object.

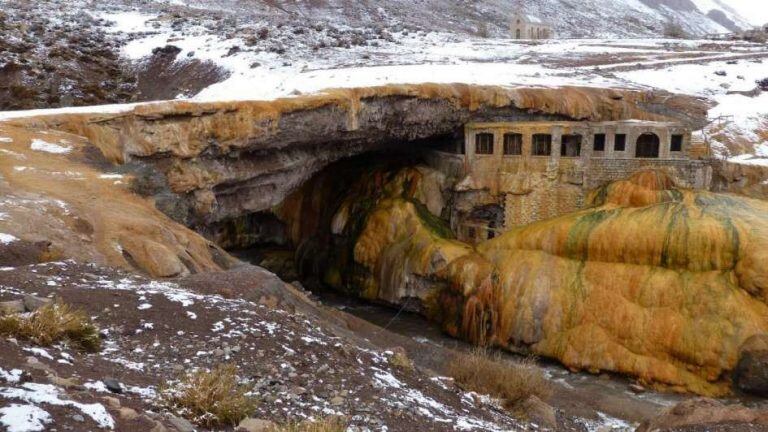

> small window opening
[615,134,627,152]
[671,135,683,152]
[475,133,494,155]
[561,134,582,157]
[532,134,552,156]
[593,133,606,152]
[503,133,523,155]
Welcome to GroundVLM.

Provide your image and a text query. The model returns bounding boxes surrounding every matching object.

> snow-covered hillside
[167,0,753,38]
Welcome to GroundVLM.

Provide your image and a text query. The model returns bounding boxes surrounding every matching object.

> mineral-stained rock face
[5,83,710,235]
[6,83,751,396]
[437,170,768,395]
[0,124,233,278]
[284,164,768,396]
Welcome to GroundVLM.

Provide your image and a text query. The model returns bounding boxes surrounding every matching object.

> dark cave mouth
[219,148,446,292]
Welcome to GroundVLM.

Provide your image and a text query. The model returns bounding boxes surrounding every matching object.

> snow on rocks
[0,383,114,429]
[0,233,18,244]
[29,139,72,155]
[0,261,524,430]
[0,368,24,385]
[0,403,52,432]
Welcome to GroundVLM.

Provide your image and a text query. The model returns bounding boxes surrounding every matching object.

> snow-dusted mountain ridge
[177,0,754,38]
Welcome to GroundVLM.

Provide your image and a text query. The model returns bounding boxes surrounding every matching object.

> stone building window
[636,133,660,158]
[503,133,523,155]
[561,134,582,157]
[593,133,606,152]
[671,134,683,152]
[615,134,627,152]
[532,134,552,156]
[475,133,494,155]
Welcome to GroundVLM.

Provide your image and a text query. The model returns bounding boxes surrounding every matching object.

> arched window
[636,133,660,158]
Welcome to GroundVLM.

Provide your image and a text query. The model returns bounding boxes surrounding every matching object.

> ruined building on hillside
[427,120,712,244]
[510,13,553,40]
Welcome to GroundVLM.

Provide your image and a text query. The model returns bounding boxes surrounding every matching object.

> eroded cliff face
[275,163,768,396]
[4,84,710,238]
[0,124,233,278]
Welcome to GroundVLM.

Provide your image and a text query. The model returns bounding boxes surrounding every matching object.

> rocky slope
[0,261,530,431]
[176,0,752,38]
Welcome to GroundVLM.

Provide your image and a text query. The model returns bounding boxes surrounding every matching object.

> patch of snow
[29,139,71,154]
[96,11,157,34]
[98,174,123,179]
[0,383,114,429]
[0,368,24,384]
[22,348,54,361]
[0,404,52,432]
[137,303,152,310]
[83,381,109,393]
[0,137,12,143]
[0,233,18,244]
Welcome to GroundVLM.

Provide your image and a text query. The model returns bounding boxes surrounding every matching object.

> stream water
[234,248,760,429]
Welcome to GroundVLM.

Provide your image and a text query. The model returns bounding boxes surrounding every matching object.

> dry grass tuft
[0,302,100,352]
[271,417,347,432]
[163,364,256,428]
[447,348,551,408]
[388,348,413,371]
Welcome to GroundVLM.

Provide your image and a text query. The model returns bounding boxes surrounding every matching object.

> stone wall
[426,147,714,240]
[586,158,712,190]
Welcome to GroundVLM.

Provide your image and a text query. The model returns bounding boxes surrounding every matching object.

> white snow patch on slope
[0,368,23,384]
[0,233,18,244]
[29,139,71,154]
[0,404,52,432]
[0,383,114,429]
[97,11,157,34]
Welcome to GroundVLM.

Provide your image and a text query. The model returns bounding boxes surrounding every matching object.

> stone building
[510,13,553,40]
[427,120,712,244]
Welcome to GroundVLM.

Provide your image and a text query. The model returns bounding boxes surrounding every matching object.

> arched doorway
[516,29,521,39]
[636,133,660,158]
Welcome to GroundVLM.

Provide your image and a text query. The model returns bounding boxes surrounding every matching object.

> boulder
[636,398,768,432]
[0,300,25,315]
[516,395,557,430]
[734,334,768,396]
[166,415,195,432]
[102,377,124,394]
[236,418,277,432]
[22,294,52,312]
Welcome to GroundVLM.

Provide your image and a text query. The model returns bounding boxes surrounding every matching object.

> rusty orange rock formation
[306,166,768,396]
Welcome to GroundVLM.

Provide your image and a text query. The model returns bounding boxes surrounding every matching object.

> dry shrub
[272,417,347,432]
[447,348,551,408]
[0,303,100,352]
[388,348,413,371]
[163,364,256,428]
